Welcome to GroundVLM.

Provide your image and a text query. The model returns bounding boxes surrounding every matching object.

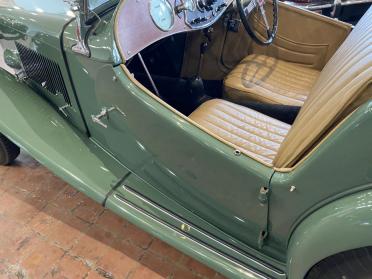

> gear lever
[189,41,208,92]
[189,28,213,98]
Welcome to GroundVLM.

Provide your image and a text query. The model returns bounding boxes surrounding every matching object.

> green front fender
[287,188,372,278]
[0,69,126,203]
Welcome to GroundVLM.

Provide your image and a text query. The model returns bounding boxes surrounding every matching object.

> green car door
[89,64,275,254]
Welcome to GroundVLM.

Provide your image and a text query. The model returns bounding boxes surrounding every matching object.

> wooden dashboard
[115,0,233,61]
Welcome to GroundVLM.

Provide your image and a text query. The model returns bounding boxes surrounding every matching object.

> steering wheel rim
[236,0,279,46]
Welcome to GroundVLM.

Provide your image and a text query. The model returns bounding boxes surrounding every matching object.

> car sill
[106,190,286,279]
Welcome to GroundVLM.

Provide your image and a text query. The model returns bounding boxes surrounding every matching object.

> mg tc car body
[0,0,371,278]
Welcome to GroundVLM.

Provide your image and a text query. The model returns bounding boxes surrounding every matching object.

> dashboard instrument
[175,0,228,28]
[149,0,175,31]
[115,0,233,60]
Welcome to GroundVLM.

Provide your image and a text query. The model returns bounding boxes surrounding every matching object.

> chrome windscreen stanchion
[137,52,160,97]
[64,0,91,57]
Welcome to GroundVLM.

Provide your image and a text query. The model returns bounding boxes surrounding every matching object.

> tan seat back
[274,7,372,168]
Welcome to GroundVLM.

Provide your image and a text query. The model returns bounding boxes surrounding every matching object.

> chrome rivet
[289,185,296,192]
[234,150,241,156]
[112,76,117,82]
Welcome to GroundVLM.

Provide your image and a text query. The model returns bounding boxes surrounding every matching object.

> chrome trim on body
[114,193,272,279]
[115,186,286,278]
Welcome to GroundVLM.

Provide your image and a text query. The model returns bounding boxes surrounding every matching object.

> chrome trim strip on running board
[112,193,271,279]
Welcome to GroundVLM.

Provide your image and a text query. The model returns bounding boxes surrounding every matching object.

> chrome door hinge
[91,106,126,128]
[257,186,270,249]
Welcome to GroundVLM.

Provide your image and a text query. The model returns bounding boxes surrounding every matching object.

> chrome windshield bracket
[65,0,91,57]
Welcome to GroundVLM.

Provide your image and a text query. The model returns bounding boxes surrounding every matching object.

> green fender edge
[287,188,372,279]
[0,69,125,203]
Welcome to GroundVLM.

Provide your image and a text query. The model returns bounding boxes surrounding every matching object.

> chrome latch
[59,104,70,117]
[91,106,126,128]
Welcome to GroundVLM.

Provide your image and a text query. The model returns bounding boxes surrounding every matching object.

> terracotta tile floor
[0,152,225,279]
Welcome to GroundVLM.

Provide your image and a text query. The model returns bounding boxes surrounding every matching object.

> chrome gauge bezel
[174,0,229,30]
[149,0,175,32]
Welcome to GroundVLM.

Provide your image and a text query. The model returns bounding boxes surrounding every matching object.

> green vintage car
[0,0,371,278]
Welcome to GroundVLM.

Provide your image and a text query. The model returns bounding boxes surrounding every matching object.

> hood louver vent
[15,42,71,105]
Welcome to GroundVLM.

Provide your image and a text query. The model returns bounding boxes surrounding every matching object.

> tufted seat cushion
[224,54,320,107]
[189,99,291,165]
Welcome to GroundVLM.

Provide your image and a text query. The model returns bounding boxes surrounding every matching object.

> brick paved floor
[0,152,226,279]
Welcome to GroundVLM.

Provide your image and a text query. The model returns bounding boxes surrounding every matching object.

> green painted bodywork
[106,182,278,279]
[270,101,372,252]
[0,1,371,278]
[109,174,286,278]
[62,13,284,265]
[0,1,70,46]
[0,69,129,203]
[0,0,87,132]
[288,188,372,278]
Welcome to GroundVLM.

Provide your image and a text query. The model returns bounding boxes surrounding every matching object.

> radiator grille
[15,42,71,105]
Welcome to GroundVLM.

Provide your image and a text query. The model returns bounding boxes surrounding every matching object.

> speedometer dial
[149,0,175,31]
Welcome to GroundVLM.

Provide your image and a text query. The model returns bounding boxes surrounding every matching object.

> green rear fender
[287,188,372,279]
[0,69,127,203]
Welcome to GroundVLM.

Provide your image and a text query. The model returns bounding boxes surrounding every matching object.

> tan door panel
[221,21,253,69]
[181,2,352,80]
[181,18,237,80]
[181,13,255,80]
[252,3,352,70]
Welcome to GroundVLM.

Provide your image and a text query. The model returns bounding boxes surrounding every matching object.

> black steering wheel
[236,0,279,45]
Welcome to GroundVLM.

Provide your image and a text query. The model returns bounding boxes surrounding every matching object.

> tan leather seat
[224,54,320,107]
[189,99,291,165]
[274,7,372,168]
[191,7,371,167]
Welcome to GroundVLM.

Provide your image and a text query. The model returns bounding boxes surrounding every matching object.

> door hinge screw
[258,186,269,204]
[234,150,241,156]
[181,223,191,232]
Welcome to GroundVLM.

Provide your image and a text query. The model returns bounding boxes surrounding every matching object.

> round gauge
[149,0,175,31]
